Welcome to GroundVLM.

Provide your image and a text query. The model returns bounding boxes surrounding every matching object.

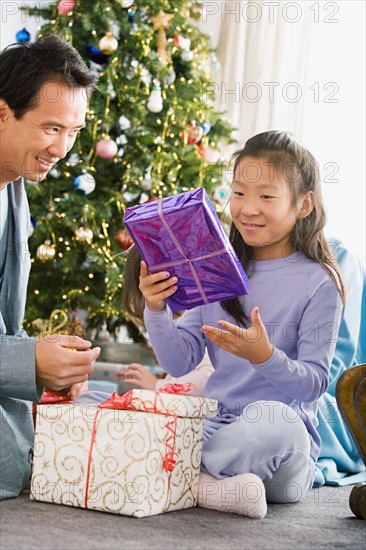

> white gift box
[30,389,217,517]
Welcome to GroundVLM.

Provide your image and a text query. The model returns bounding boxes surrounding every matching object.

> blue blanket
[314,240,366,486]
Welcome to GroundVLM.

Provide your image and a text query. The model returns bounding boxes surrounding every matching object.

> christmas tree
[21,0,234,340]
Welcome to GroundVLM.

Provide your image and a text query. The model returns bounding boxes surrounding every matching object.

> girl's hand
[67,380,88,400]
[139,260,178,312]
[201,307,274,365]
[122,363,158,390]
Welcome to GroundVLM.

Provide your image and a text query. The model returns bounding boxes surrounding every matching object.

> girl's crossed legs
[201,400,314,504]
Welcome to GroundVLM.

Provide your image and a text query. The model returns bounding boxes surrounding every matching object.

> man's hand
[139,260,177,312]
[35,334,100,391]
[201,307,274,365]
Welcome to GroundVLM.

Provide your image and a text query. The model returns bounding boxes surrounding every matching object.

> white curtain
[205,0,312,147]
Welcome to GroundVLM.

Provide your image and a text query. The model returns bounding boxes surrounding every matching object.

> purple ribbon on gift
[150,199,227,305]
[123,188,249,312]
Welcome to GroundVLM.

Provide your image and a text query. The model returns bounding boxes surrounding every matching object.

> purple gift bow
[151,199,228,305]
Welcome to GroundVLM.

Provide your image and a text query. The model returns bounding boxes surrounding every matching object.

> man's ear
[0,99,11,127]
[297,191,314,220]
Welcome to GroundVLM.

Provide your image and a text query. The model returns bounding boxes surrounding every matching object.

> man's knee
[0,479,27,501]
[0,402,33,500]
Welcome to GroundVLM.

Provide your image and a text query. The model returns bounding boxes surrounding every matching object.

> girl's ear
[297,191,314,220]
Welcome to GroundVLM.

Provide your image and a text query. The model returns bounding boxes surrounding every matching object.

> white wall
[301,1,365,266]
[0,1,43,49]
[2,0,365,266]
[198,0,365,267]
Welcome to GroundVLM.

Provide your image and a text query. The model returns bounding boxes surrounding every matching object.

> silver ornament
[36,240,56,262]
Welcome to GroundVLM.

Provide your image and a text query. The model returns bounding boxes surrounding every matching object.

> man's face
[0,81,87,185]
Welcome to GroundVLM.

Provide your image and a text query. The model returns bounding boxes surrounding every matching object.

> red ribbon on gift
[148,198,227,305]
[33,388,73,429]
[40,388,73,404]
[159,382,196,394]
[84,386,198,510]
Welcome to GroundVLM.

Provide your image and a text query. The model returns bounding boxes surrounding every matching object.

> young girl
[138,131,345,513]
[121,245,214,396]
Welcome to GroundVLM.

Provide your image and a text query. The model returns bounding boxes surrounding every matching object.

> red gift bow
[159,382,196,394]
[84,385,200,510]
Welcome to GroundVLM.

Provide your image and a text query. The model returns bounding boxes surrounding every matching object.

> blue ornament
[73,171,96,195]
[127,8,136,23]
[30,216,38,229]
[16,28,31,44]
[200,122,211,135]
[87,43,109,65]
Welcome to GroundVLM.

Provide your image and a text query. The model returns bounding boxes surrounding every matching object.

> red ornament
[96,138,118,159]
[57,0,75,16]
[180,122,204,145]
[116,229,133,250]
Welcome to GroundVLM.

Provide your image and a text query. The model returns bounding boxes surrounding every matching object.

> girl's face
[230,155,301,260]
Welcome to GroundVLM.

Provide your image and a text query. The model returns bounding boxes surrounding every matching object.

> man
[0,34,101,499]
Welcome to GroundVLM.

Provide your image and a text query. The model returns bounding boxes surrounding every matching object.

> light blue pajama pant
[0,398,34,500]
[201,400,315,503]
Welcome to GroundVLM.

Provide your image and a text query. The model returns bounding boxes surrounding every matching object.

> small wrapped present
[123,188,249,312]
[30,387,218,518]
[89,362,165,394]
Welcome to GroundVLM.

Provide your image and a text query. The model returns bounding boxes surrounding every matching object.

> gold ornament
[118,0,134,7]
[190,2,203,20]
[98,32,118,55]
[36,240,56,262]
[150,10,174,64]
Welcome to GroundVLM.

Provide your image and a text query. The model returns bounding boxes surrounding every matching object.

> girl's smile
[240,222,265,233]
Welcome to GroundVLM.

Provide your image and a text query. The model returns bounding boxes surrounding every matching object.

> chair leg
[349,483,366,520]
[336,364,366,519]
[336,364,366,464]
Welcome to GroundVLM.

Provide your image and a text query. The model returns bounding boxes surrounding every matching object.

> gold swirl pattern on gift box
[31,400,207,517]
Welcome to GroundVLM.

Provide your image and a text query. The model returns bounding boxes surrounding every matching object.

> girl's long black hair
[221,130,346,326]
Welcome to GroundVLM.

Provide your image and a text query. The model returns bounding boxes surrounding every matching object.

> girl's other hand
[122,363,158,390]
[139,260,178,312]
[67,380,88,400]
[201,307,274,365]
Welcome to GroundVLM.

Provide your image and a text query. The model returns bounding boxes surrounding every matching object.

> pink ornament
[57,0,75,16]
[96,138,118,159]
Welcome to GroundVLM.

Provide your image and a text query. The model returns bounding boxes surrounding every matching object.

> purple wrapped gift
[123,188,249,312]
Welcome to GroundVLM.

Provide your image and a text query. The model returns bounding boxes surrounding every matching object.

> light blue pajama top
[144,252,344,463]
